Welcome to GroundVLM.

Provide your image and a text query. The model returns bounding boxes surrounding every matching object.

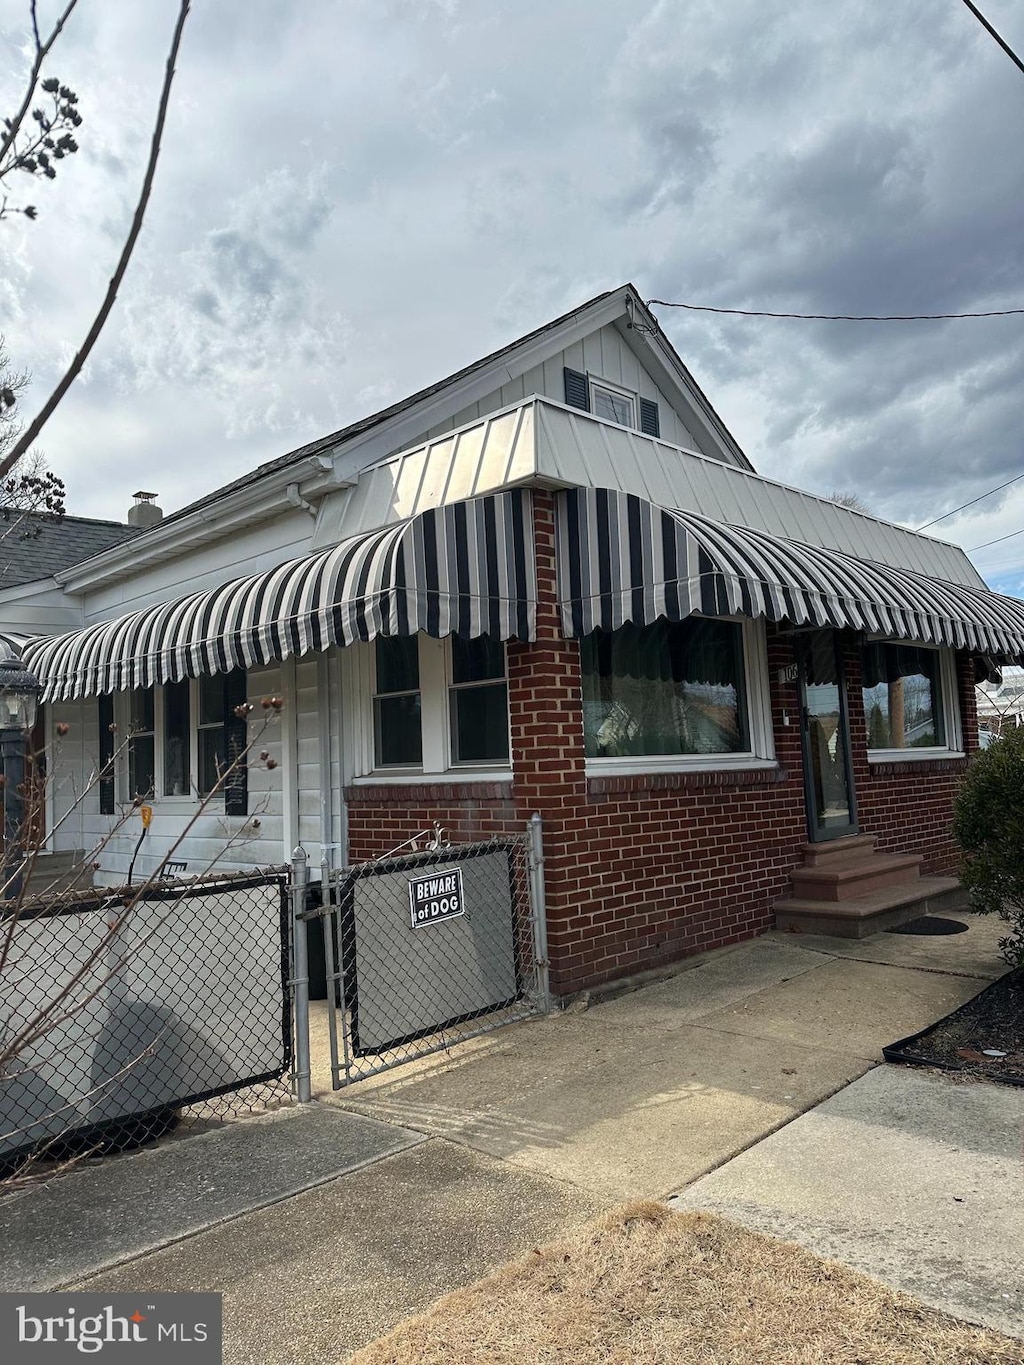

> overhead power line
[959,0,1024,78]
[970,526,1024,552]
[645,299,1024,322]
[916,472,1024,531]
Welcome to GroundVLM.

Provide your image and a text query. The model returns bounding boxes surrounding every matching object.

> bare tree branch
[0,0,193,483]
[0,0,79,166]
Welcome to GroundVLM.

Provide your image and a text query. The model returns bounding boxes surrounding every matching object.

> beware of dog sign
[408,867,465,929]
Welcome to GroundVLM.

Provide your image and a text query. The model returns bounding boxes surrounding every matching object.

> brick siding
[346,491,976,996]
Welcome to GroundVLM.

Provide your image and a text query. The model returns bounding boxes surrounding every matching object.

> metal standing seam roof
[317,398,988,593]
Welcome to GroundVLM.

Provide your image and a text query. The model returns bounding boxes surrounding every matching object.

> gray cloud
[0,0,1022,589]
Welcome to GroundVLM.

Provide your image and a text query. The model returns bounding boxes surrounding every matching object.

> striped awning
[24,491,536,702]
[556,487,1024,658]
[0,632,31,663]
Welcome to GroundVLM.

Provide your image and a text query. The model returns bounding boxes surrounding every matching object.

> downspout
[286,483,318,517]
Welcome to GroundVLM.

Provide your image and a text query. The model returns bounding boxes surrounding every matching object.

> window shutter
[639,397,660,438]
[223,670,249,816]
[563,367,590,412]
[98,694,115,815]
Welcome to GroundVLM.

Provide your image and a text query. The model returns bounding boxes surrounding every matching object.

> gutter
[56,457,352,593]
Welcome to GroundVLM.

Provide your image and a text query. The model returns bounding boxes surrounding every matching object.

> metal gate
[295,816,549,1088]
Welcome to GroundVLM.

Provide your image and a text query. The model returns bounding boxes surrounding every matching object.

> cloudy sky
[2,0,1023,592]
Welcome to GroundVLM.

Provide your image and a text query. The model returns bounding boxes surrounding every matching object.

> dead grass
[347,1202,1018,1365]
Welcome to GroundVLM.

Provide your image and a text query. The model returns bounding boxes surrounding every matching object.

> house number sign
[408,867,466,929]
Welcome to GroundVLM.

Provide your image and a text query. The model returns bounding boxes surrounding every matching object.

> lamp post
[0,659,42,901]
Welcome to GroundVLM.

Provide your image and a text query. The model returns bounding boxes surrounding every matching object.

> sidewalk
[2,913,1015,1361]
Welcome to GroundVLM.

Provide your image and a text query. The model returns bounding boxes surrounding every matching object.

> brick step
[800,834,877,868]
[790,852,923,902]
[775,877,969,938]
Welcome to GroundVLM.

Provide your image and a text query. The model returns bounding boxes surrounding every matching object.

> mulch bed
[884,968,1024,1085]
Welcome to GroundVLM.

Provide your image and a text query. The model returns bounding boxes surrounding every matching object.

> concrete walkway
[1,912,1014,1361]
[671,1064,1024,1340]
[318,917,1007,1200]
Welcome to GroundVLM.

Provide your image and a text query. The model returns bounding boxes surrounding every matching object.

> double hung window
[122,671,248,804]
[360,634,511,774]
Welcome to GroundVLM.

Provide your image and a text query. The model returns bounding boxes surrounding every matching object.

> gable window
[580,616,773,770]
[121,672,248,803]
[360,634,511,774]
[563,367,661,436]
[862,642,960,755]
[591,382,635,428]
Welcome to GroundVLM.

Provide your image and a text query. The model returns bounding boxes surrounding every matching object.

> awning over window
[556,487,1024,658]
[0,632,31,663]
[24,491,536,701]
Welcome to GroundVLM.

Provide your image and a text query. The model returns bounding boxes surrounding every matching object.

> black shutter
[639,397,661,438]
[563,367,590,412]
[223,669,249,816]
[98,694,115,815]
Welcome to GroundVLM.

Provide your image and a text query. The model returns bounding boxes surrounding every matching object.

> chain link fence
[1,871,292,1180]
[308,822,549,1088]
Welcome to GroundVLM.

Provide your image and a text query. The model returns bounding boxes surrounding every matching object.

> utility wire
[959,0,1024,77]
[970,526,1024,552]
[916,472,1024,531]
[646,299,1024,322]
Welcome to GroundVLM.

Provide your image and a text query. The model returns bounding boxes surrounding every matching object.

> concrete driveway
[2,912,1014,1361]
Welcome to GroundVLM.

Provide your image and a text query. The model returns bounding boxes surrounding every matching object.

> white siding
[81,508,317,622]
[403,324,699,457]
[51,666,289,886]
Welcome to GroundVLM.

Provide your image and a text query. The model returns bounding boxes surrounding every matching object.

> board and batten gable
[405,322,703,458]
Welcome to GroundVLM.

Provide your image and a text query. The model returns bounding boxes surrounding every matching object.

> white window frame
[117,680,230,803]
[583,616,778,778]
[589,376,636,429]
[345,634,513,783]
[863,639,963,763]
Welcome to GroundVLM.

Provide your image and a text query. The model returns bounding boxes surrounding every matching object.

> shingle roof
[0,512,140,589]
[161,286,620,530]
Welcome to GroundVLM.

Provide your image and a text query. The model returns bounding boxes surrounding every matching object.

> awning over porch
[23,491,536,701]
[0,632,31,663]
[555,487,1024,658]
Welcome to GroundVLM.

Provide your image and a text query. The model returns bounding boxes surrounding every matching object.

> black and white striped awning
[556,487,1024,658]
[24,491,536,701]
[0,631,31,663]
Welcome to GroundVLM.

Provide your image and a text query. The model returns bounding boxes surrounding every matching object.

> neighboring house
[976,665,1024,737]
[4,283,1024,998]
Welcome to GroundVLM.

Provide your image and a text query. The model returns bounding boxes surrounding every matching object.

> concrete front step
[774,876,970,938]
[800,834,877,867]
[790,852,923,902]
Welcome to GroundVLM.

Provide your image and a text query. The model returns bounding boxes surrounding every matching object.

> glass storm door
[797,631,858,842]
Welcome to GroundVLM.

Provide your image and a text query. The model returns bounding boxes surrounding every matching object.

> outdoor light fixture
[0,658,42,900]
[0,658,42,733]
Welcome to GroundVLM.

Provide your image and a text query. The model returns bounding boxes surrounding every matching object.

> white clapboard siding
[50,665,289,885]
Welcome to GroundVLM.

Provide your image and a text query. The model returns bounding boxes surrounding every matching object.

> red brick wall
[843,635,972,876]
[344,493,978,996]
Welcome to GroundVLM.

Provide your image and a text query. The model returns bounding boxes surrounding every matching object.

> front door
[797,630,858,842]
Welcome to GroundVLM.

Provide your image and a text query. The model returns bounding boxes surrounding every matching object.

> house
[5,284,1024,997]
